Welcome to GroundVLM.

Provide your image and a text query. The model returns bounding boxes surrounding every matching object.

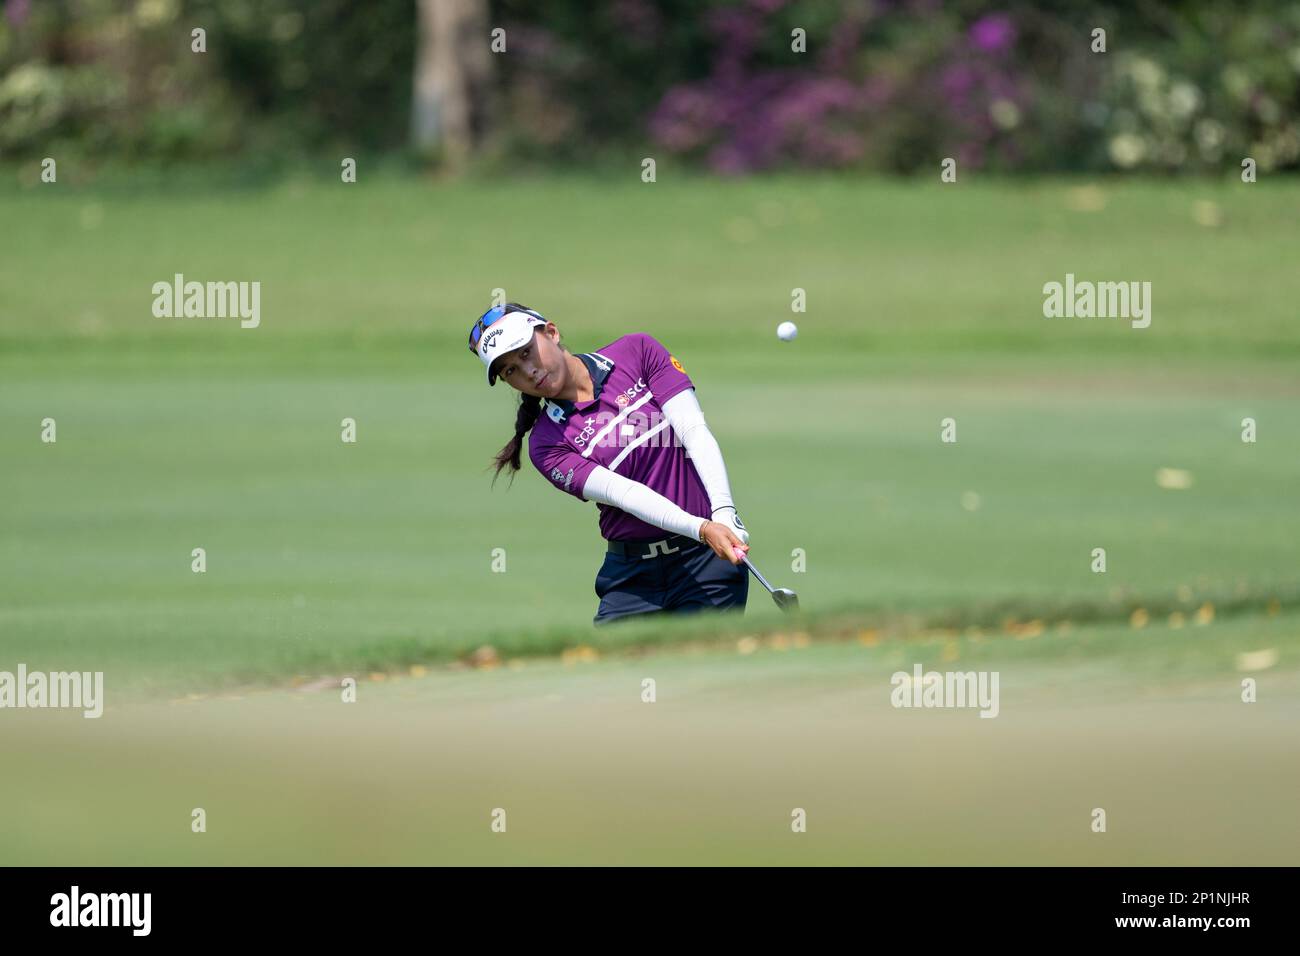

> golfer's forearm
[581,466,707,541]
[662,389,734,512]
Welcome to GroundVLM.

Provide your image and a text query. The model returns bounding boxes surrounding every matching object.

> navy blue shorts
[593,537,748,626]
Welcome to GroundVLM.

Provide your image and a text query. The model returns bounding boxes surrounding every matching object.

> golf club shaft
[733,547,777,594]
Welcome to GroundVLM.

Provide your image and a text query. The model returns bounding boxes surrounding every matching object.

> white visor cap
[477,310,547,385]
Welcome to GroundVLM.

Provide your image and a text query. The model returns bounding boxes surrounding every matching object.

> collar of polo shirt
[543,352,616,425]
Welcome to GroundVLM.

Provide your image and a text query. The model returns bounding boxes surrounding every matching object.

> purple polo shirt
[528,333,710,541]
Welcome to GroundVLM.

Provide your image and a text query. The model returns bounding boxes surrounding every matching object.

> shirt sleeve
[632,333,695,406]
[661,389,735,513]
[528,432,598,503]
[581,466,708,541]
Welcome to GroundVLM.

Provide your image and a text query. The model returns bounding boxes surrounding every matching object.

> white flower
[989,99,1021,130]
[1194,119,1224,150]
[1168,82,1201,119]
[1108,133,1146,168]
[1194,119,1224,157]
[134,0,179,27]
[1126,56,1165,90]
[0,64,54,105]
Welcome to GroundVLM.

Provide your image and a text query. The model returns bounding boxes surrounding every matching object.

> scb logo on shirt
[573,416,599,448]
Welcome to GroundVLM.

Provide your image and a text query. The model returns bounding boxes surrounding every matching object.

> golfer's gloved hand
[712,506,749,545]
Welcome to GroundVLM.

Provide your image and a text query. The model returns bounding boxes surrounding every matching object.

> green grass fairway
[1,359,1297,690]
[1,173,1298,863]
[1,177,1298,689]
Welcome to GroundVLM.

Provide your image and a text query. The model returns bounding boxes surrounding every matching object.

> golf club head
[733,548,800,613]
[770,587,799,612]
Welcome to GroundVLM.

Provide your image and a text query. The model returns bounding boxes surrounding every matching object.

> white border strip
[608,420,670,472]
[582,391,654,458]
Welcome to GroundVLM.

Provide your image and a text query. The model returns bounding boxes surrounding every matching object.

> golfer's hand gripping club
[701,520,748,564]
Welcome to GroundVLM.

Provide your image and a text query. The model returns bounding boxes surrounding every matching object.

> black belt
[607,533,697,560]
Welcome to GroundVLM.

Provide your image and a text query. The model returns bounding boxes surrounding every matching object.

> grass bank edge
[119,579,1300,698]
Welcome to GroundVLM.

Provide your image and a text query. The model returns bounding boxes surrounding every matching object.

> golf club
[733,547,800,612]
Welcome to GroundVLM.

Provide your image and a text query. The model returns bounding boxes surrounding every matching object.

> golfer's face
[496,329,561,397]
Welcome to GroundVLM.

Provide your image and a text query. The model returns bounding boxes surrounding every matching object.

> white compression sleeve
[661,388,734,513]
[581,466,708,542]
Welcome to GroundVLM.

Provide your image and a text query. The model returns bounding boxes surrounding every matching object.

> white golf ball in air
[777,321,798,341]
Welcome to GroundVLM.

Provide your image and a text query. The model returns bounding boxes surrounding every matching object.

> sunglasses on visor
[467,305,544,354]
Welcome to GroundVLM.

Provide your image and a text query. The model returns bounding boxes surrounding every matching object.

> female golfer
[469,302,751,624]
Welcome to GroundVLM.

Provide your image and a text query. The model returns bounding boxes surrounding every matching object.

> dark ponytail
[488,302,564,486]
[492,392,543,484]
